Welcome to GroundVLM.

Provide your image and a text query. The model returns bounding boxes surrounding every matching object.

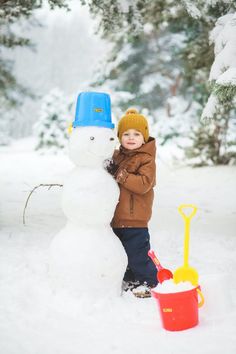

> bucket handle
[197,288,204,308]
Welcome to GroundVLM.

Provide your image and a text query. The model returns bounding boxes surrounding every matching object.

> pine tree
[0,0,69,107]
[201,12,236,121]
[94,29,185,111]
[82,0,236,165]
[0,0,70,145]
[186,103,236,166]
[185,5,236,165]
[90,4,201,148]
[34,88,72,152]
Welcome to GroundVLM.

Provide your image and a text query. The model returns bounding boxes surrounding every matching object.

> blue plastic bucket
[73,92,114,129]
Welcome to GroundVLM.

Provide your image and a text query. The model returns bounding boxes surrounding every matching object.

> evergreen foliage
[0,0,69,107]
[186,107,236,166]
[201,12,236,122]
[82,0,236,165]
[214,83,236,103]
[34,88,72,152]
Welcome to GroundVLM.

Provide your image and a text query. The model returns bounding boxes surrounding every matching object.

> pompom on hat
[117,108,149,143]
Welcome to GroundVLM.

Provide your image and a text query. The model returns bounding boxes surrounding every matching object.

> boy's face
[121,129,145,150]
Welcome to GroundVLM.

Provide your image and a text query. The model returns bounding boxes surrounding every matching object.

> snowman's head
[69,126,117,166]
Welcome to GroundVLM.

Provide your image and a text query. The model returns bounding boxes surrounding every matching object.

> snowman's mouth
[87,148,106,159]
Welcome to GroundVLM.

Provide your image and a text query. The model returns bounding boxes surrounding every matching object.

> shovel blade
[157,268,173,283]
[173,266,199,286]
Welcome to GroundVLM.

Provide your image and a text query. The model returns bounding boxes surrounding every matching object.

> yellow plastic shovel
[173,204,199,286]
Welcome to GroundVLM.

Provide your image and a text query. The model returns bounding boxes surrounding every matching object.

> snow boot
[122,280,152,298]
[121,280,141,293]
[132,282,152,298]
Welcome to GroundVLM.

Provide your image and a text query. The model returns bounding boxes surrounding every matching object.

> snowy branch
[201,11,236,123]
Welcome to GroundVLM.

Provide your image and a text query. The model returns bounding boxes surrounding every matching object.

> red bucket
[151,286,204,331]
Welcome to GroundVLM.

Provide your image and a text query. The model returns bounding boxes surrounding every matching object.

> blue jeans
[113,228,157,287]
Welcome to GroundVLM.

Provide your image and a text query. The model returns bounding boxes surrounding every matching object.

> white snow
[140,72,173,94]
[153,279,195,294]
[201,11,236,121]
[209,13,236,59]
[182,0,202,19]
[200,94,219,123]
[143,22,154,34]
[216,67,236,85]
[0,138,236,353]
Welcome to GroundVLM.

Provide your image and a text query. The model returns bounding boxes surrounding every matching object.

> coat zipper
[130,194,134,215]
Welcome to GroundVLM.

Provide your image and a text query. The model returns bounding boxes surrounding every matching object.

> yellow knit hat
[117,108,149,143]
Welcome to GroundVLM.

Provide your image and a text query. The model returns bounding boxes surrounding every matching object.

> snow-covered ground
[0,138,236,354]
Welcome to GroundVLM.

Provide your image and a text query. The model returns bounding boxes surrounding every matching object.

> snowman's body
[50,127,126,297]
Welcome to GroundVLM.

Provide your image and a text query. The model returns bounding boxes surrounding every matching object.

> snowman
[49,92,126,298]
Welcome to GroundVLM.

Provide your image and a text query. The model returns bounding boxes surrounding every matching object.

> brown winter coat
[111,137,156,228]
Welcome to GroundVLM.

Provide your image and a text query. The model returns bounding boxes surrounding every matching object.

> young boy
[105,108,157,298]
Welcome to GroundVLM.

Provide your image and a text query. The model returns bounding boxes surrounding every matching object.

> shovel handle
[148,250,164,270]
[178,204,197,268]
[178,204,197,221]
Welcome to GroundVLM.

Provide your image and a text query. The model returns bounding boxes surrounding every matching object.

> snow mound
[153,279,195,293]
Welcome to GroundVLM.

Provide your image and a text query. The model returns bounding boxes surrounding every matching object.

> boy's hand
[115,169,128,183]
[103,158,119,177]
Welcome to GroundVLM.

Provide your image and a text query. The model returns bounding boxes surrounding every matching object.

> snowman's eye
[90,136,95,140]
[110,137,115,141]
